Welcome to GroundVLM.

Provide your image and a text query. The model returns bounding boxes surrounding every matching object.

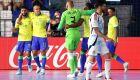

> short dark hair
[86,3,94,9]
[33,3,41,8]
[94,1,106,9]
[21,6,28,10]
[108,7,116,12]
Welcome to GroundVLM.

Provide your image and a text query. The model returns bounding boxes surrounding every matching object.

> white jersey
[88,12,104,48]
[89,12,104,36]
[88,12,109,56]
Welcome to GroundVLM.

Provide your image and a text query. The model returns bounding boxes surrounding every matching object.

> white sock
[105,59,111,79]
[86,61,93,80]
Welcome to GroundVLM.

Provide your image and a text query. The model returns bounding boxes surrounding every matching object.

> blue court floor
[0,70,139,80]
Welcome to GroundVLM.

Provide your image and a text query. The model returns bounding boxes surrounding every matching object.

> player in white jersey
[86,1,112,80]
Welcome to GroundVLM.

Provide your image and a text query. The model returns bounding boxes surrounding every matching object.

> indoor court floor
[0,70,139,80]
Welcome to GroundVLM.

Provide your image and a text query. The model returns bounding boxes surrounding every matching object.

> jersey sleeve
[45,14,50,23]
[90,14,99,28]
[28,12,34,18]
[112,17,119,27]
[15,18,20,28]
[79,9,95,16]
[57,12,66,30]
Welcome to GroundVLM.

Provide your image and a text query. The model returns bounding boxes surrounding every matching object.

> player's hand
[47,31,51,37]
[65,24,70,29]
[19,13,23,17]
[105,37,114,42]
[12,28,17,32]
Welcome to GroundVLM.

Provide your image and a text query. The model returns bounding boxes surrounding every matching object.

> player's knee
[41,50,46,56]
[104,53,112,59]
[67,53,74,60]
[87,55,95,62]
[80,49,87,55]
[26,51,31,57]
[111,53,115,57]
[32,50,38,56]
[67,49,75,53]
[19,53,23,56]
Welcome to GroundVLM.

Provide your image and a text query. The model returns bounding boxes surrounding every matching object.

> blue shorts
[106,41,116,53]
[81,37,89,51]
[32,36,49,51]
[16,41,32,53]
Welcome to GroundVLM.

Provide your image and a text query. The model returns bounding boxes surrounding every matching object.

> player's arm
[16,13,23,24]
[93,27,109,40]
[79,9,95,16]
[12,19,19,32]
[57,13,66,31]
[65,18,84,29]
[91,14,110,40]
[113,18,119,42]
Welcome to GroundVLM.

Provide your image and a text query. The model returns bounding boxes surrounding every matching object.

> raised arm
[79,9,95,16]
[57,13,66,31]
[65,18,84,29]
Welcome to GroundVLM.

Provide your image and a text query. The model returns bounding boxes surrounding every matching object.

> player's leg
[96,53,104,78]
[16,42,24,75]
[66,36,79,78]
[86,46,96,80]
[32,36,41,73]
[73,36,80,71]
[102,41,112,80]
[24,41,32,72]
[106,41,128,72]
[79,38,88,75]
[67,50,76,78]
[39,37,49,75]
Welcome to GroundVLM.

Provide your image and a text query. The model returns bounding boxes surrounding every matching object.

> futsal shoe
[16,70,22,75]
[104,77,112,80]
[36,67,41,74]
[78,72,84,76]
[123,62,129,72]
[40,68,45,75]
[75,69,79,76]
[85,73,91,80]
[28,65,32,72]
[96,71,104,78]
[67,73,76,78]
[105,71,111,80]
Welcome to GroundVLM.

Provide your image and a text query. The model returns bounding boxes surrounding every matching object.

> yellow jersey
[15,16,33,41]
[107,16,119,42]
[29,12,50,38]
[82,15,90,37]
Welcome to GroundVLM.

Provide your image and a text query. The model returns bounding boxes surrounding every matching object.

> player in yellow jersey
[12,6,33,75]
[107,7,128,72]
[30,4,50,75]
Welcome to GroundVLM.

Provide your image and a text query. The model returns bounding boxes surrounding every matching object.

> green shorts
[65,31,80,50]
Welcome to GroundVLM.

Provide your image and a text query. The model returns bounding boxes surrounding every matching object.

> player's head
[66,0,74,9]
[108,7,115,17]
[84,3,93,10]
[20,6,28,16]
[33,4,41,15]
[94,1,106,13]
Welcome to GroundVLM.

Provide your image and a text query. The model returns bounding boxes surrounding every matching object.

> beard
[22,13,28,17]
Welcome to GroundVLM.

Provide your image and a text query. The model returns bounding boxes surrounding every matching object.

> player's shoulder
[28,12,35,17]
[91,12,99,20]
[111,16,118,21]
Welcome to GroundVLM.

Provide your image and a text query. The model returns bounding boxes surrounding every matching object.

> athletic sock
[105,59,111,79]
[34,56,41,68]
[113,54,125,64]
[96,54,102,73]
[18,56,23,71]
[80,51,86,73]
[42,56,46,69]
[27,56,32,66]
